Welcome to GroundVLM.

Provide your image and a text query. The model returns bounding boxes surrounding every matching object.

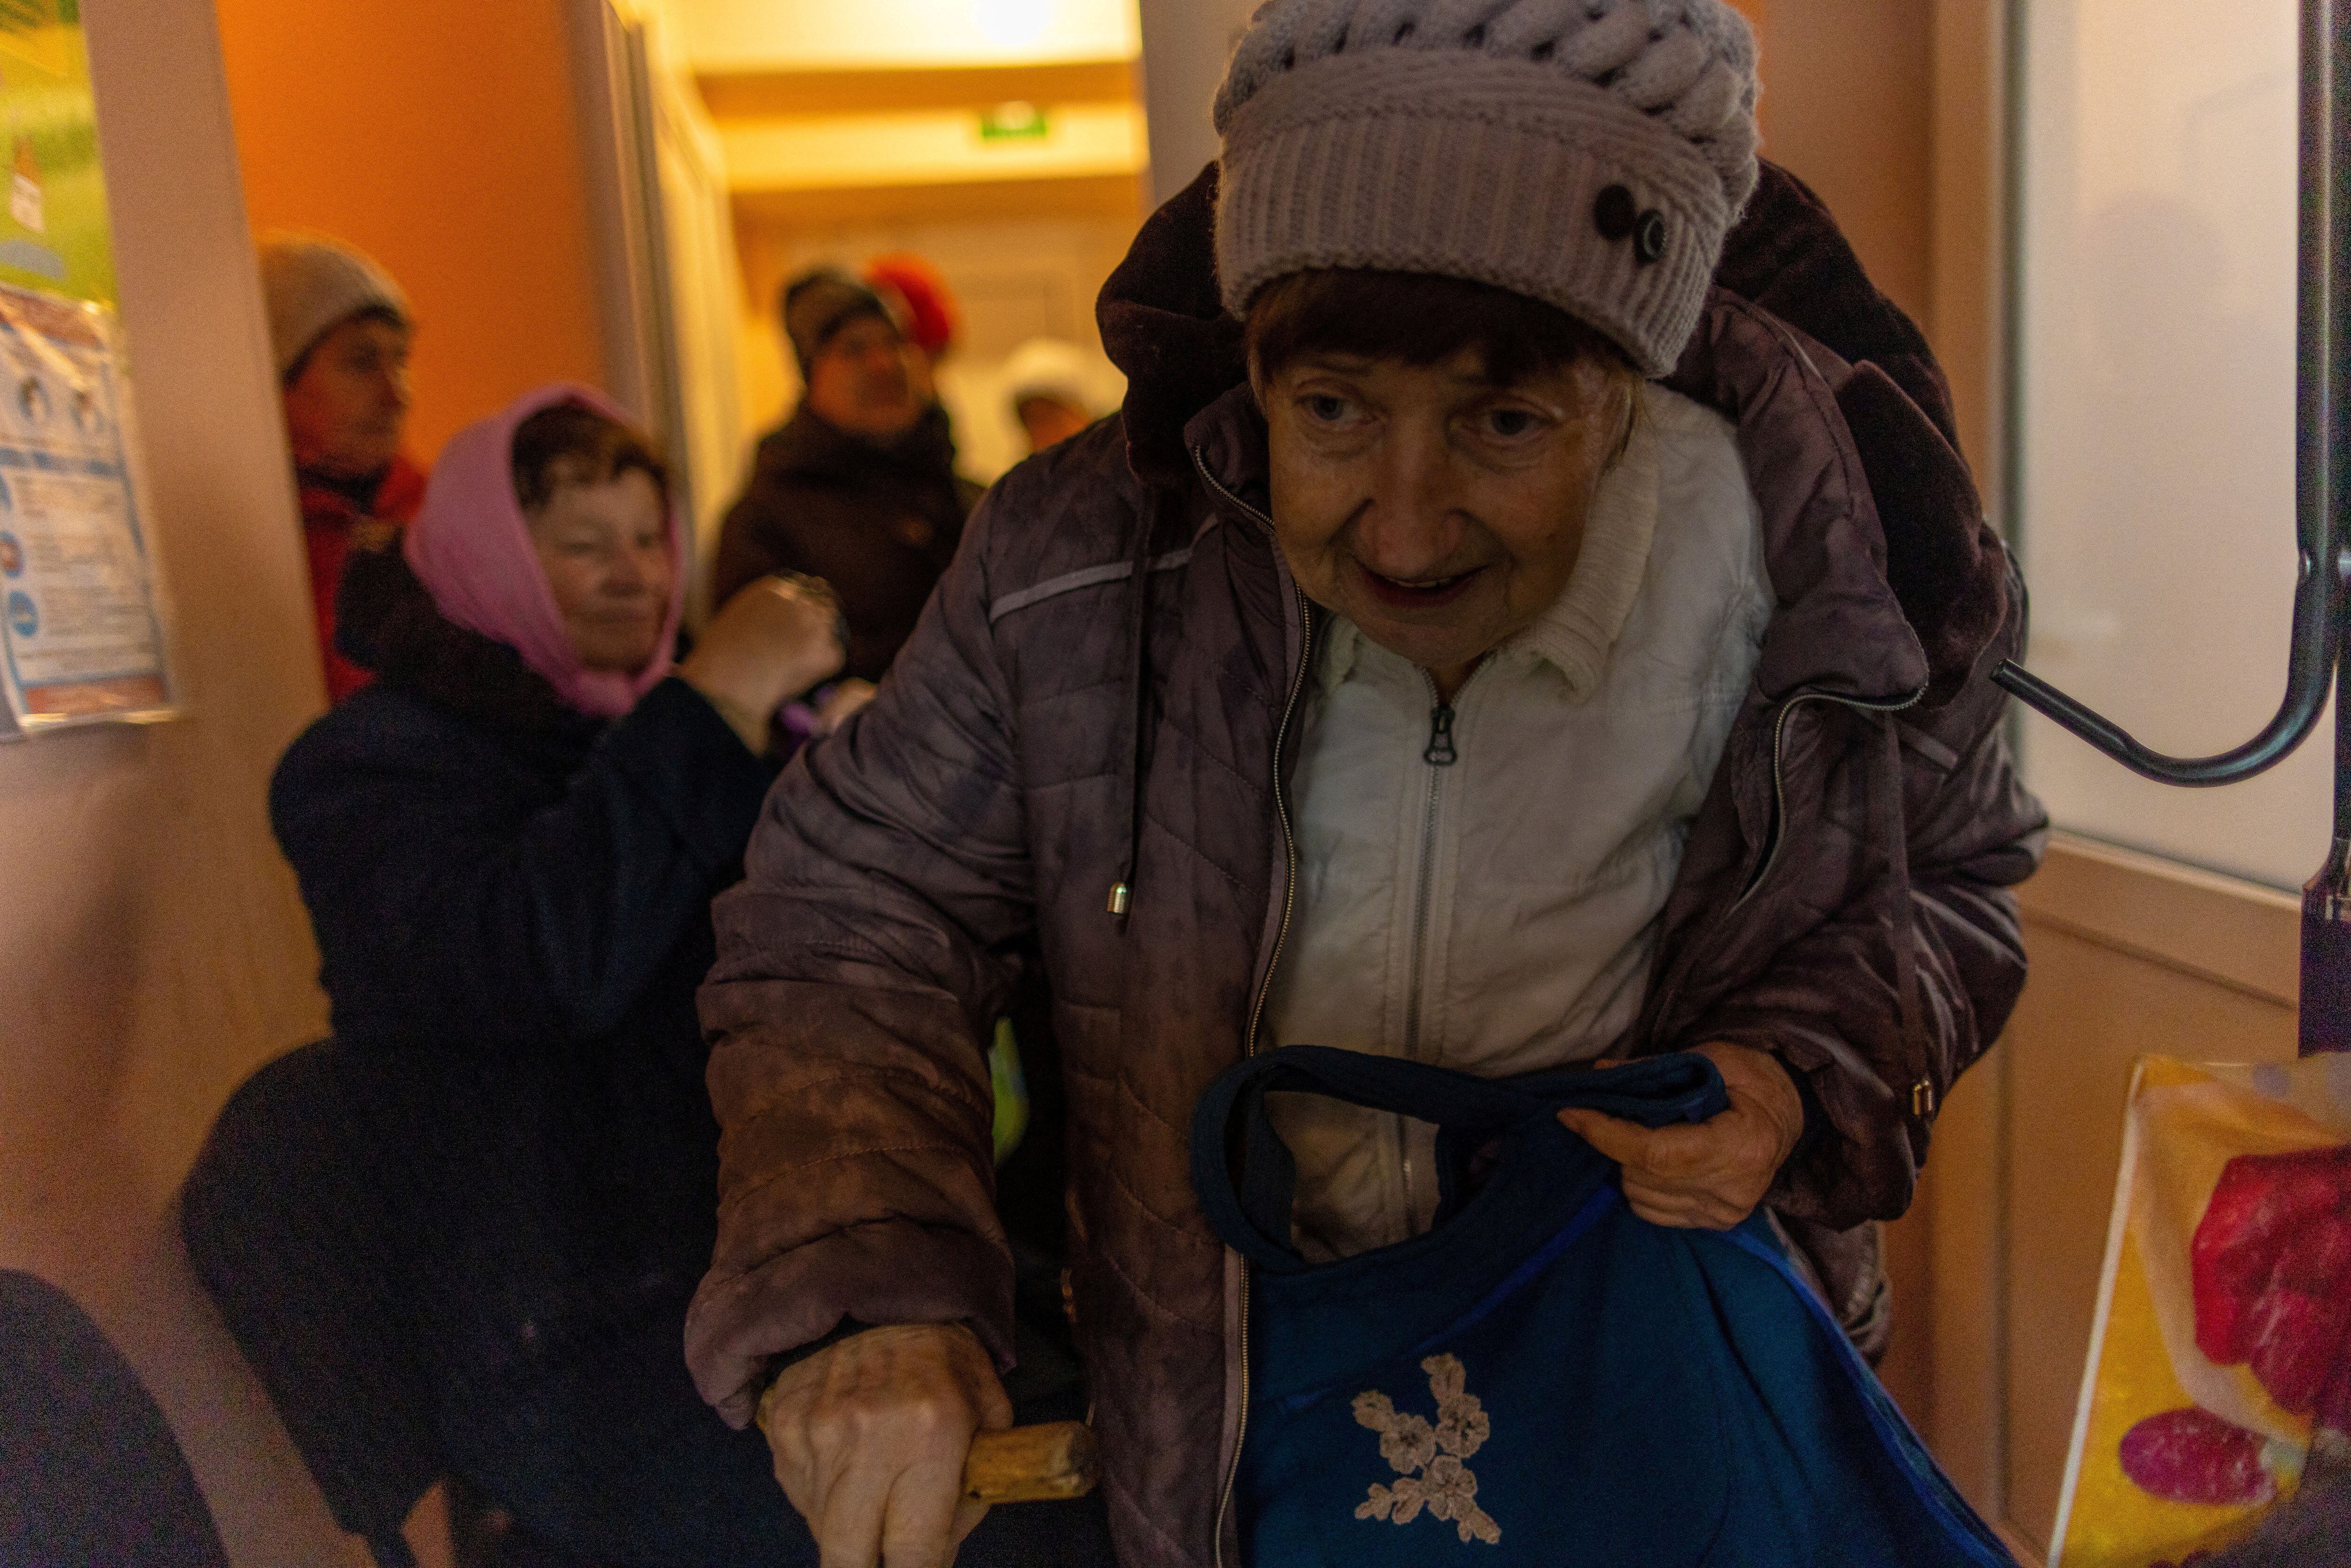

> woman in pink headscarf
[178,386,864,1565]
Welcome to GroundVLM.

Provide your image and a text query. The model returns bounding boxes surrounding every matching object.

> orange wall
[213,0,607,462]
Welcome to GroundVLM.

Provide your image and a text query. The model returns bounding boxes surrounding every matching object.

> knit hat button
[1634,210,1669,266]
[1594,185,1637,241]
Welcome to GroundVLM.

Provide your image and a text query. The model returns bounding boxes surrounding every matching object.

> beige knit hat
[1003,337,1102,418]
[258,233,411,380]
[1212,0,1759,377]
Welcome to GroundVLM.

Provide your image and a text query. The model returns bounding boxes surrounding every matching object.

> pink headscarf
[404,384,685,719]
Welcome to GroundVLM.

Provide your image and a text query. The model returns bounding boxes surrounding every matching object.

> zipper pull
[1423,701,1458,766]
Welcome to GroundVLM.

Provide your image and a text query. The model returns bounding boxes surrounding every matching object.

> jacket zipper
[1729,687,1925,913]
[1423,699,1458,766]
[1407,682,1463,1058]
[1645,684,1927,1039]
[1195,446,1315,1568]
[1400,676,1461,1227]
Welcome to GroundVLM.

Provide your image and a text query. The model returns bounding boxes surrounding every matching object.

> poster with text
[0,283,168,731]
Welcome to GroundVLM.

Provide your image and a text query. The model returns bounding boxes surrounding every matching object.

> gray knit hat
[782,268,900,378]
[1213,0,1760,376]
[258,233,411,380]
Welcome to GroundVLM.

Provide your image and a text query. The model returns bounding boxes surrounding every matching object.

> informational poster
[2051,1055,2351,1567]
[0,284,166,728]
[0,0,174,736]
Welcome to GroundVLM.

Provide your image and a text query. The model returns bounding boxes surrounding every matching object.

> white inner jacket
[1265,384,1775,1262]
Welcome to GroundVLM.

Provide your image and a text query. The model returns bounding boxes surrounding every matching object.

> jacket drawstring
[1110,488,1176,921]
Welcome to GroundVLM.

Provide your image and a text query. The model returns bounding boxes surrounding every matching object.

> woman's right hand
[681,575,847,751]
[759,1323,1011,1568]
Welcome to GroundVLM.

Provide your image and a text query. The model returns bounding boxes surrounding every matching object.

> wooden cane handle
[757,1378,1096,1505]
[962,1421,1098,1504]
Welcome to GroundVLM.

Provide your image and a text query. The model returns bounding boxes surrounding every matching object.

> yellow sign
[0,0,115,307]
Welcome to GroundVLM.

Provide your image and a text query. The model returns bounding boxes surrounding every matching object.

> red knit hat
[863,254,960,361]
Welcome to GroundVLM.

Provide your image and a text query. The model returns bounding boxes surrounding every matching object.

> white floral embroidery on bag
[1352,1353,1501,1545]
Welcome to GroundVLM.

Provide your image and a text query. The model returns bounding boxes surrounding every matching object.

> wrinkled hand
[680,575,847,750]
[1555,1042,1805,1229]
[758,1323,1011,1568]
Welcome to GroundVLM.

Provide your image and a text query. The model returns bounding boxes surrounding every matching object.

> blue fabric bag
[1189,1046,2016,1567]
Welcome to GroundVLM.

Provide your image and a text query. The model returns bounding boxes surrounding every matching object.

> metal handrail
[1991,0,2351,804]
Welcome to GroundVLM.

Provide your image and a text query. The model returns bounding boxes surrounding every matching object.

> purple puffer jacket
[686,164,2048,1568]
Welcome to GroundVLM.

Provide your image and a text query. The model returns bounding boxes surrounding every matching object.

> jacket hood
[1098,164,1247,496]
[404,382,685,720]
[1097,161,2007,708]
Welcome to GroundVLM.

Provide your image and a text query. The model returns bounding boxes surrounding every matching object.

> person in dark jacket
[686,5,2047,1566]
[261,233,427,704]
[710,268,983,681]
[179,385,962,1568]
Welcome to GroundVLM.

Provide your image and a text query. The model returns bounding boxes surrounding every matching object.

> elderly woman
[181,387,864,1566]
[260,234,426,704]
[683,3,2048,1566]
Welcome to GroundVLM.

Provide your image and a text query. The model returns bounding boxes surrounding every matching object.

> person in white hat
[1002,337,1104,455]
[258,232,421,702]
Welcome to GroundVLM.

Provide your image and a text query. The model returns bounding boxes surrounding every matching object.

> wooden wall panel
[1999,919,2296,1546]
[0,4,363,1562]
[1925,835,2302,1561]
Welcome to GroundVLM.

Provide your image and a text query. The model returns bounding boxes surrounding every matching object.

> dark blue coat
[187,548,804,1562]
[263,544,786,1296]
[273,548,774,1063]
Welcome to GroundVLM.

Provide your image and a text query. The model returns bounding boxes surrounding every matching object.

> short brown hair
[510,402,670,516]
[1245,268,1635,390]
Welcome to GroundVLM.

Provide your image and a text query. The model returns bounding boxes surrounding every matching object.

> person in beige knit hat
[701,4,2041,1563]
[258,233,423,702]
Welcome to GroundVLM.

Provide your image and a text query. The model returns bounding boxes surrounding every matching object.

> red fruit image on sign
[2190,1143,2351,1431]
[2120,1408,2276,1506]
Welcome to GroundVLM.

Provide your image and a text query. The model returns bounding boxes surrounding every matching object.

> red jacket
[300,456,426,703]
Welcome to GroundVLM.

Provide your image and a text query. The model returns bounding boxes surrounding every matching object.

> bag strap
[1190,1046,1729,1272]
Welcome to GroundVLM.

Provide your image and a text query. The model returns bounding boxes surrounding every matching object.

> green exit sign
[978,101,1050,142]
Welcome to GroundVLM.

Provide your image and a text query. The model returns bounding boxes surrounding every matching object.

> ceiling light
[974,0,1055,49]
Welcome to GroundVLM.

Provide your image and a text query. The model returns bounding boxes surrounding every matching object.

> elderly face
[526,468,673,675]
[805,314,924,441]
[283,313,412,479]
[1256,346,1632,696]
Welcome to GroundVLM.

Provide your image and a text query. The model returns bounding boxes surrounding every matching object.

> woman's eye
[1481,408,1540,439]
[1302,394,1352,425]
